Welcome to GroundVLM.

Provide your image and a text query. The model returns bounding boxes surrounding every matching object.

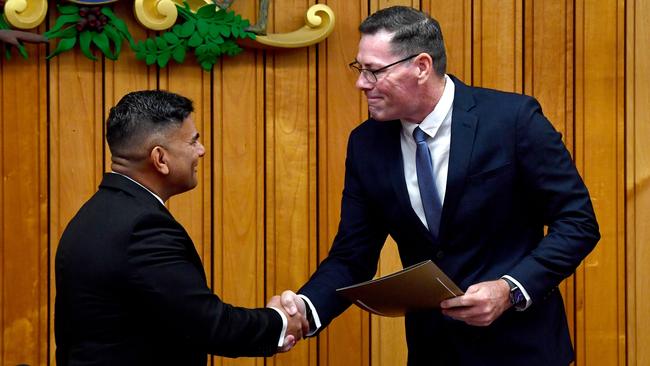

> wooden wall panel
[209,4,266,366]
[473,0,523,92]
[317,1,369,366]
[213,52,267,366]
[48,24,106,364]
[0,0,643,365]
[0,40,48,366]
[574,0,626,365]
[525,0,577,345]
[626,0,650,365]
[265,1,317,366]
[424,0,472,82]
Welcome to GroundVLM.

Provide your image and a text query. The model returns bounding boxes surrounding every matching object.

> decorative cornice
[1,1,336,64]
[240,4,334,49]
[133,0,211,31]
[4,0,48,29]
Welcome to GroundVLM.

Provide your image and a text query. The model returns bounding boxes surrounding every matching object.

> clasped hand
[266,290,309,352]
[439,279,512,326]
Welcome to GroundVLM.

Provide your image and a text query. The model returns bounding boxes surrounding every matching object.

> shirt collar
[401,74,455,139]
[109,171,165,205]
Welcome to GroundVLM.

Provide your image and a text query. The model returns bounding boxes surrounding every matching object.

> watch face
[511,289,526,305]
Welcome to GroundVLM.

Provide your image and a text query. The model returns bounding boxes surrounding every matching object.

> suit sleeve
[126,211,282,358]
[509,97,600,299]
[299,129,389,330]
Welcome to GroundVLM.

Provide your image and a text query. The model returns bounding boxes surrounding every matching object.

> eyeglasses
[349,54,419,83]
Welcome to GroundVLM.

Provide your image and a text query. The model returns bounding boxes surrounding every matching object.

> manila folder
[336,260,463,317]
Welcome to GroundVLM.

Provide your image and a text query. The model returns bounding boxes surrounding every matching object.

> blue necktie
[413,126,442,238]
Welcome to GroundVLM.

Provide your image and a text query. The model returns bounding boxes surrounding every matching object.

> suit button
[436,250,444,259]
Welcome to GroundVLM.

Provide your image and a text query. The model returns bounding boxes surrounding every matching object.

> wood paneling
[210,4,265,366]
[265,1,317,365]
[627,0,650,365]
[0,0,644,364]
[574,0,626,365]
[425,0,472,82]
[472,0,523,92]
[48,13,106,361]
[317,1,369,366]
[524,0,578,345]
[0,38,48,366]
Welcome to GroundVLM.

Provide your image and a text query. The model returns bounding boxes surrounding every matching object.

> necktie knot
[413,126,428,144]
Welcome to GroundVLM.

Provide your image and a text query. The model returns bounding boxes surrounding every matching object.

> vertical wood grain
[210,4,266,366]
[317,1,370,366]
[48,29,106,365]
[574,0,626,364]
[473,0,523,92]
[265,1,317,366]
[627,0,650,365]
[0,1,643,365]
[0,38,48,366]
[212,52,266,366]
[524,0,577,349]
[424,0,472,82]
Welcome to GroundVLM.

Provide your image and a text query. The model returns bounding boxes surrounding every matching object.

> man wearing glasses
[282,5,599,366]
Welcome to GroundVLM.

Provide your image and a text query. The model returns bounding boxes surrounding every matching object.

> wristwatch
[503,277,526,307]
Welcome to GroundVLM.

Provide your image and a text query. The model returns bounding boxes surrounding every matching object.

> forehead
[169,116,197,139]
[356,30,397,65]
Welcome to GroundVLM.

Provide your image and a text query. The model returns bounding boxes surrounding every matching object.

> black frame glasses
[349,54,419,83]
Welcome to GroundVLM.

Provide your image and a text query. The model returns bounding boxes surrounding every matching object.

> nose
[197,141,206,157]
[355,73,373,90]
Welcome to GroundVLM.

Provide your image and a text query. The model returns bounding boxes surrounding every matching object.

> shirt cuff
[268,307,288,347]
[298,294,322,336]
[502,275,532,311]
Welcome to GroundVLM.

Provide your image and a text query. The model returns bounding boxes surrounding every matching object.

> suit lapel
[439,77,478,241]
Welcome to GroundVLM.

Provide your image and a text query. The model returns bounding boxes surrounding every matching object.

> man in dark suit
[281,6,600,366]
[55,90,307,365]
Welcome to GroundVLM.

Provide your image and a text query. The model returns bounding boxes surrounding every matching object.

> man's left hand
[440,279,511,326]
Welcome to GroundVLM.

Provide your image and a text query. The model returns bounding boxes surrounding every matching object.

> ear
[150,146,170,175]
[414,53,433,83]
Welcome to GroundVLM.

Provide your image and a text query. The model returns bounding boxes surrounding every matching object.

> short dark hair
[359,6,447,76]
[106,90,194,157]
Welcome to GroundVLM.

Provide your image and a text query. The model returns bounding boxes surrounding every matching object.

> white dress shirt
[399,74,454,229]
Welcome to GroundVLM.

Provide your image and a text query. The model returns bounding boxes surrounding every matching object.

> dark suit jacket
[55,173,282,366]
[299,76,600,366]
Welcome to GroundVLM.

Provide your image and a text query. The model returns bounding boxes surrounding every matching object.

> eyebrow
[354,59,381,69]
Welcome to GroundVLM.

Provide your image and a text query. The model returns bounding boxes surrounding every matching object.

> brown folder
[335,260,464,317]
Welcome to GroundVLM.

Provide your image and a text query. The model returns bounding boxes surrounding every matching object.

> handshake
[266,290,309,353]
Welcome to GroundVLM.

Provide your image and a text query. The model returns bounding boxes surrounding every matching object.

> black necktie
[413,126,442,238]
